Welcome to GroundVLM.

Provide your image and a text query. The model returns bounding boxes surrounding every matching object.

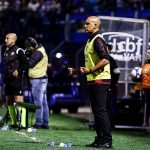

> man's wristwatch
[89,69,93,74]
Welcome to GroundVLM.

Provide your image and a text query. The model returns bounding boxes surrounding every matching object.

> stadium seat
[70,32,88,43]
[15,102,41,128]
[48,82,83,113]
[114,10,136,18]
[138,10,150,19]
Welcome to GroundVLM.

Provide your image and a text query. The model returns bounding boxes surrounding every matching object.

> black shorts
[5,77,23,96]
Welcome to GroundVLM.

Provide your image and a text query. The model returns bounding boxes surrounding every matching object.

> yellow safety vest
[84,34,111,81]
[29,47,48,78]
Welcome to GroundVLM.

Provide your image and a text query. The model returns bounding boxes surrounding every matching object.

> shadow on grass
[50,113,89,130]
[5,141,42,144]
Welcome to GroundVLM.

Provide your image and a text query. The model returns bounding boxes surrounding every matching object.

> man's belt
[88,79,110,84]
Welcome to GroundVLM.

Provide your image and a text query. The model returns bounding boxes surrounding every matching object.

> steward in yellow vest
[68,16,112,148]
[28,46,48,78]
[24,37,49,129]
[84,33,111,81]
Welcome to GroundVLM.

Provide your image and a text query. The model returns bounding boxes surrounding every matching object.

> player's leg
[15,95,26,128]
[6,96,17,126]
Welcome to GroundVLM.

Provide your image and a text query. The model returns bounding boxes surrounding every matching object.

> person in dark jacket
[106,43,120,129]
[2,33,27,130]
[13,37,49,129]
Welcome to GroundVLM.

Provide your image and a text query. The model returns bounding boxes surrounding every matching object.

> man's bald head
[5,33,17,48]
[87,16,101,27]
[84,16,101,34]
[7,33,17,41]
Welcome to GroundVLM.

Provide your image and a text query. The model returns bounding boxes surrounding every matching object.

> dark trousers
[107,85,118,129]
[143,88,150,123]
[88,83,112,143]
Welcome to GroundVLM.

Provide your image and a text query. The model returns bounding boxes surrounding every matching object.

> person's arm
[109,55,120,85]
[17,48,28,65]
[68,67,81,75]
[15,48,29,75]
[13,50,43,77]
[80,37,109,75]
[28,51,43,68]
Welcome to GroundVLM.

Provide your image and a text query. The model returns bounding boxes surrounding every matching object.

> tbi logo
[102,32,143,61]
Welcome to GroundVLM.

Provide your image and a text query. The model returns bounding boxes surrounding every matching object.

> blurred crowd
[0,0,150,14]
[0,0,149,43]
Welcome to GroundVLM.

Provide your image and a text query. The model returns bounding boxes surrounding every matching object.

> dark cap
[25,37,38,48]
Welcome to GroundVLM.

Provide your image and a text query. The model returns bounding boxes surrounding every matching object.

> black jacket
[2,44,27,82]
[109,55,120,88]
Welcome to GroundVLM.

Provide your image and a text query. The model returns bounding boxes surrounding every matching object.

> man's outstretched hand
[80,67,90,75]
[68,67,79,75]
[13,70,19,77]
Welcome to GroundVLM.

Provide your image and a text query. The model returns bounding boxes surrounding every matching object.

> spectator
[141,47,150,127]
[25,0,42,36]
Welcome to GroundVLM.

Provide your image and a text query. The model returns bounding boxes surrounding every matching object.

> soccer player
[2,33,27,130]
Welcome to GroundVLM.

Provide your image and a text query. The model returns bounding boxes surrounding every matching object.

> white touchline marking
[15,131,41,142]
